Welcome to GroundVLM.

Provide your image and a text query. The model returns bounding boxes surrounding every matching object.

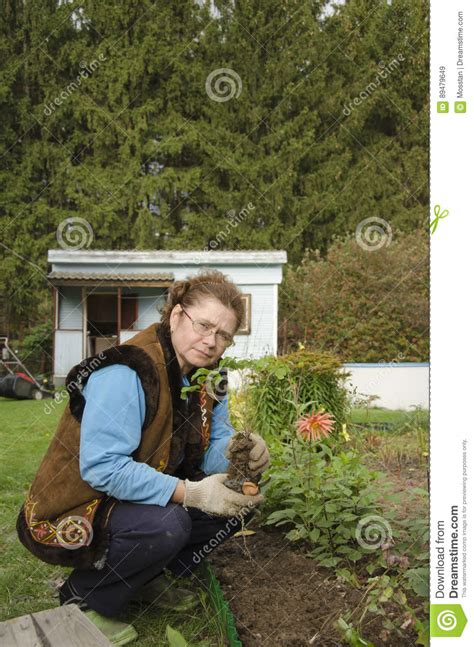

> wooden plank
[0,604,113,647]
[0,613,38,647]
[33,605,113,646]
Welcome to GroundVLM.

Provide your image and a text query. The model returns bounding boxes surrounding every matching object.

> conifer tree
[0,0,429,336]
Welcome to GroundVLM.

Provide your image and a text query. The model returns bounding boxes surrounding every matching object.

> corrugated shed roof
[48,249,287,264]
[48,271,174,281]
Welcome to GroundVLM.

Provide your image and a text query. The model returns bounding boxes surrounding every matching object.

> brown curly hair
[160,269,245,335]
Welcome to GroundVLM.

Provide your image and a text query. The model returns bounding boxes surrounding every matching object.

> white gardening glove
[183,473,264,517]
[247,432,270,476]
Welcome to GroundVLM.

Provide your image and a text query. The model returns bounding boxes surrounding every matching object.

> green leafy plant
[244,350,351,441]
[262,425,384,567]
[336,618,375,647]
[14,321,53,378]
[334,494,429,646]
[180,356,257,401]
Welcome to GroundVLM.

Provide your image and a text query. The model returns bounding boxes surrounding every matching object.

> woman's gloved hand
[183,474,264,517]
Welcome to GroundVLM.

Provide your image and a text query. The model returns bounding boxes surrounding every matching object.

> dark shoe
[133,572,200,612]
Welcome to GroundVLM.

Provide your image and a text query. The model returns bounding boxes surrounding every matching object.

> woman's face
[170,297,238,375]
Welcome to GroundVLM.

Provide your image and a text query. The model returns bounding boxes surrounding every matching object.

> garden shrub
[243,349,351,442]
[279,228,429,362]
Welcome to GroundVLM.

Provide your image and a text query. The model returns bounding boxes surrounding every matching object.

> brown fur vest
[16,323,226,570]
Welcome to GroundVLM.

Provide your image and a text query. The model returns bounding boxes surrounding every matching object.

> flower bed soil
[209,525,419,647]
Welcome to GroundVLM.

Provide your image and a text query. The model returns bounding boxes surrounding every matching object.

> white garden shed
[48,249,287,386]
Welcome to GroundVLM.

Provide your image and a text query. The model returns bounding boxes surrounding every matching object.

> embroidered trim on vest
[24,495,100,548]
[156,458,168,472]
[199,385,211,453]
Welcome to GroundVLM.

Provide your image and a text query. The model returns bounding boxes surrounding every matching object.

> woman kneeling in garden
[16,270,269,645]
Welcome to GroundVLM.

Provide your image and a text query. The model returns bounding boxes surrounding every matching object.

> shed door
[121,293,138,329]
[87,293,118,354]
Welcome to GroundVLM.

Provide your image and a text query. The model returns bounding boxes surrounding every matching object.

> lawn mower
[0,336,55,401]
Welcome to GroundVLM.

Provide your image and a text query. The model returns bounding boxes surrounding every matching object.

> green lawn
[0,397,226,646]
[349,407,423,425]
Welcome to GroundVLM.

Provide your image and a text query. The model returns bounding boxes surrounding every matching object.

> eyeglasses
[180,306,235,348]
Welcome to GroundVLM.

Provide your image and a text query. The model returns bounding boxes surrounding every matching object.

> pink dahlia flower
[296,411,335,442]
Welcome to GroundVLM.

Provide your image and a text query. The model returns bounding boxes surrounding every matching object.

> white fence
[342,363,429,410]
[228,362,429,411]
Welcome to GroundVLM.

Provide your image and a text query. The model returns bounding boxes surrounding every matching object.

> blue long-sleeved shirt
[79,364,234,507]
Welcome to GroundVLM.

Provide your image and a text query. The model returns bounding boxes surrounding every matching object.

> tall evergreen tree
[0,0,429,332]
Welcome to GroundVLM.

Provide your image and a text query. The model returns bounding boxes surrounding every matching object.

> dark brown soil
[208,525,420,647]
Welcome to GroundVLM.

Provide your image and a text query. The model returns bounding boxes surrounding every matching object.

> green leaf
[379,586,394,602]
[166,625,189,647]
[405,567,429,597]
[285,528,304,541]
[415,619,430,647]
[411,488,429,497]
[265,509,295,525]
[335,568,352,582]
[314,518,333,528]
[318,556,341,567]
[274,366,289,379]
[336,617,376,646]
[308,528,320,542]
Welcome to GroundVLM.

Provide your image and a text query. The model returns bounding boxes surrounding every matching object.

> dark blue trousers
[59,501,252,617]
